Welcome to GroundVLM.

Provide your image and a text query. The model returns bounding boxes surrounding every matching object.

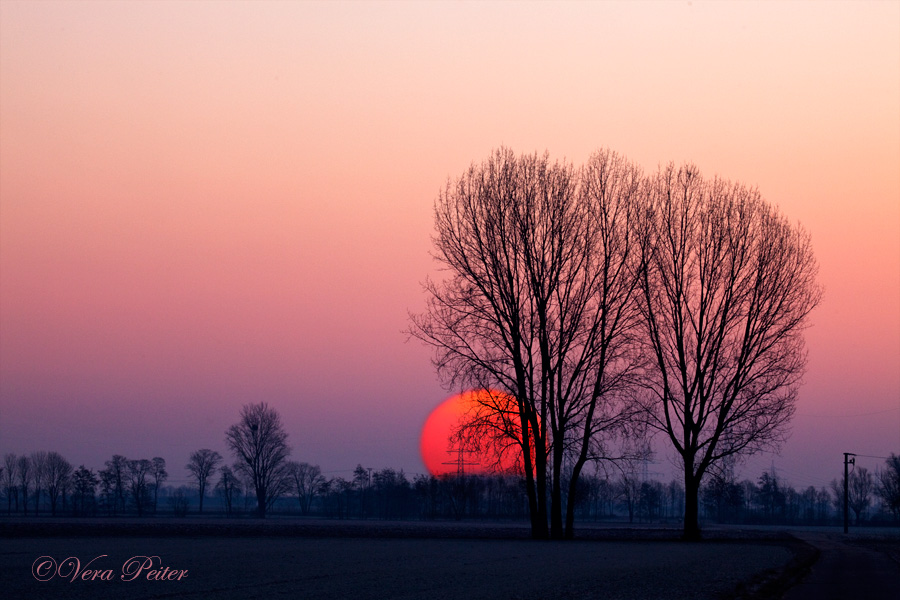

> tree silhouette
[16,455,30,516]
[848,466,873,525]
[225,402,291,517]
[4,453,18,514]
[150,457,167,514]
[411,148,645,539]
[287,461,324,516]
[877,454,900,521]
[186,449,222,513]
[216,465,241,516]
[30,451,47,515]
[127,459,153,517]
[101,455,129,515]
[44,451,73,516]
[72,466,98,516]
[636,163,821,539]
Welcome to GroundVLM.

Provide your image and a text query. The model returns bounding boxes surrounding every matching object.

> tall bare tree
[636,163,822,539]
[186,449,222,513]
[411,148,644,538]
[225,402,291,517]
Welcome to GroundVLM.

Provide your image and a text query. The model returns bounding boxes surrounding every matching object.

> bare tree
[287,461,325,516]
[30,451,47,515]
[848,466,874,525]
[225,402,291,517]
[3,453,17,514]
[101,455,129,515]
[636,164,822,539]
[186,449,222,513]
[410,148,645,539]
[71,466,98,516]
[617,470,642,524]
[150,457,167,514]
[16,455,31,516]
[216,465,241,516]
[44,451,73,516]
[877,453,900,521]
[127,459,153,517]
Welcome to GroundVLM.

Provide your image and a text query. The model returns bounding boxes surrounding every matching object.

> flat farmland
[0,520,804,600]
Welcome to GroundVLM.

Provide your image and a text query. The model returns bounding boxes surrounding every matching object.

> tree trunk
[533,443,549,539]
[683,469,701,540]
[550,440,564,539]
[256,486,267,518]
[564,457,587,539]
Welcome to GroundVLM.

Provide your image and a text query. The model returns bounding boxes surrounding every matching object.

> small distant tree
[287,461,324,516]
[616,470,641,524]
[216,465,241,516]
[757,470,786,522]
[3,453,17,514]
[101,455,129,515]
[186,449,222,513]
[127,459,153,517]
[877,453,900,521]
[71,466,98,516]
[225,402,291,517]
[44,452,73,516]
[848,467,873,525]
[168,485,191,517]
[30,451,48,515]
[149,457,167,514]
[16,455,31,516]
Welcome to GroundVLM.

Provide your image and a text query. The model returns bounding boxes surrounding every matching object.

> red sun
[420,389,522,477]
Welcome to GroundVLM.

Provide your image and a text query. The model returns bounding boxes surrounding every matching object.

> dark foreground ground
[0,519,894,600]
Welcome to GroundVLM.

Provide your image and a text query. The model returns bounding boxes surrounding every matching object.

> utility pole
[843,452,855,534]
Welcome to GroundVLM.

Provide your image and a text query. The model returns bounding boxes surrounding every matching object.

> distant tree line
[2,443,899,526]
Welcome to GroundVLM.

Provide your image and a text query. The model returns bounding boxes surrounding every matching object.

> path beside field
[782,531,900,600]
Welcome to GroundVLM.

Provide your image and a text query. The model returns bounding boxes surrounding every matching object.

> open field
[0,519,822,600]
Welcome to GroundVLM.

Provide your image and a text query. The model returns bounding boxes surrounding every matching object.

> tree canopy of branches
[186,449,222,513]
[225,402,291,517]
[410,148,646,539]
[637,163,822,539]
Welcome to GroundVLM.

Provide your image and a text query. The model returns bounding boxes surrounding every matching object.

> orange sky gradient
[1,1,898,489]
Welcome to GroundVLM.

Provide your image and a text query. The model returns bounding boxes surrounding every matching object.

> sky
[1,1,898,492]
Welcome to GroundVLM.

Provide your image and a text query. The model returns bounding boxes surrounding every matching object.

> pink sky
[1,1,897,490]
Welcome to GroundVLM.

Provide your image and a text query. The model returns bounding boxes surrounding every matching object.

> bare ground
[0,519,813,600]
